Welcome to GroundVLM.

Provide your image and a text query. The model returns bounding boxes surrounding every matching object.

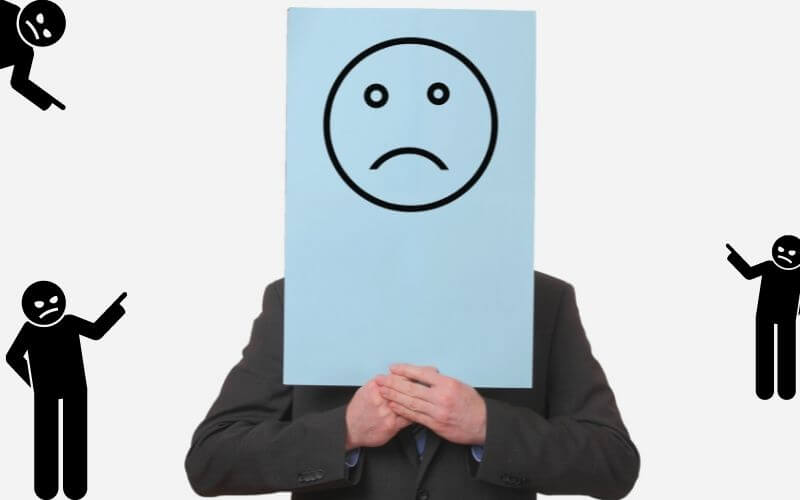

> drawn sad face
[324,38,498,212]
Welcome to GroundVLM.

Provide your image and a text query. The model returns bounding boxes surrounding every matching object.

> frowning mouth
[369,147,448,171]
[24,20,40,40]
[39,307,58,319]
[778,255,793,264]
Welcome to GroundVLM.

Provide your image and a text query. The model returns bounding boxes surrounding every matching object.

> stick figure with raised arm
[726,236,800,400]
[0,0,66,110]
[6,282,127,499]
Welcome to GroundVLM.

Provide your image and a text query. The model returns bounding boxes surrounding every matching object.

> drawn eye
[36,13,44,24]
[43,29,51,38]
[427,82,449,105]
[34,300,44,308]
[49,295,59,304]
[790,250,797,256]
[364,83,388,108]
[778,246,785,252]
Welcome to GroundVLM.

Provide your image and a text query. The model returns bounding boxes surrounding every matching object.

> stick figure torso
[751,262,800,318]
[19,316,93,395]
[0,1,32,69]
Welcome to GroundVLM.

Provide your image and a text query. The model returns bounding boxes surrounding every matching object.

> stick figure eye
[36,13,44,24]
[34,301,44,308]
[364,83,388,108]
[790,250,797,256]
[427,82,449,105]
[778,246,785,252]
[49,295,59,304]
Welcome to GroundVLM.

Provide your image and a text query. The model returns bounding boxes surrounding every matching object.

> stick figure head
[18,0,66,48]
[772,235,800,270]
[22,281,66,326]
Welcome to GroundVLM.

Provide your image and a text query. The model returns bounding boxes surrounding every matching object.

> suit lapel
[415,429,442,482]
[395,426,420,466]
[394,425,445,486]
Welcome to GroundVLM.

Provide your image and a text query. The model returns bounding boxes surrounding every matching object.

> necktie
[410,423,427,461]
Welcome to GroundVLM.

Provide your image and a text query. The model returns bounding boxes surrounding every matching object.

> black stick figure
[727,236,800,400]
[0,0,66,110]
[6,281,126,500]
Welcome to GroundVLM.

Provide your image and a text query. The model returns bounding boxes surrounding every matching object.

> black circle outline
[323,37,498,212]
[427,82,450,105]
[364,83,388,108]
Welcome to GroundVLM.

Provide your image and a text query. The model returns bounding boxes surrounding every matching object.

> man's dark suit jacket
[185,272,640,499]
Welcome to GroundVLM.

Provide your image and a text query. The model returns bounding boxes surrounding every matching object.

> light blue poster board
[285,8,535,388]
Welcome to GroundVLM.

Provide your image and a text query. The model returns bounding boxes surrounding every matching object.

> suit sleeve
[184,281,363,496]
[469,283,640,499]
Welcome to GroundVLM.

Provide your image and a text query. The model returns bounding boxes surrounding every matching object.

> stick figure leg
[756,315,774,400]
[63,389,88,499]
[34,392,58,500]
[777,319,796,400]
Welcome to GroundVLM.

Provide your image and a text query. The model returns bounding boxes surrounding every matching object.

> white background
[1,0,798,498]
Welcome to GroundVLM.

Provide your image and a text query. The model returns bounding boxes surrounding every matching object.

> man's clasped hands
[344,364,488,451]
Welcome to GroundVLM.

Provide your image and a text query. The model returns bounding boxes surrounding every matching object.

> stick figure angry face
[772,235,800,270]
[17,0,65,48]
[22,280,66,326]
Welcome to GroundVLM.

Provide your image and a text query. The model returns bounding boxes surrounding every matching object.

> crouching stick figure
[726,236,800,400]
[0,0,66,110]
[6,281,126,499]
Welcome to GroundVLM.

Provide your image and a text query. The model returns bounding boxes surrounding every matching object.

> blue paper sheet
[284,8,535,388]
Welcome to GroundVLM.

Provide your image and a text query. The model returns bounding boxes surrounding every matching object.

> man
[185,272,639,499]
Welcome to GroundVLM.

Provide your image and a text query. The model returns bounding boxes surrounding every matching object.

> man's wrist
[473,396,488,445]
[344,404,357,451]
[345,428,360,451]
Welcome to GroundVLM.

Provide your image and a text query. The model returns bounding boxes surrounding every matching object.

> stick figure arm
[726,244,764,279]
[9,50,63,110]
[75,293,127,340]
[6,327,31,387]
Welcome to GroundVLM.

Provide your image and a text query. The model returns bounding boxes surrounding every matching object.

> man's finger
[726,243,734,252]
[388,401,438,430]
[394,415,413,428]
[377,374,435,403]
[379,385,438,418]
[389,364,441,387]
